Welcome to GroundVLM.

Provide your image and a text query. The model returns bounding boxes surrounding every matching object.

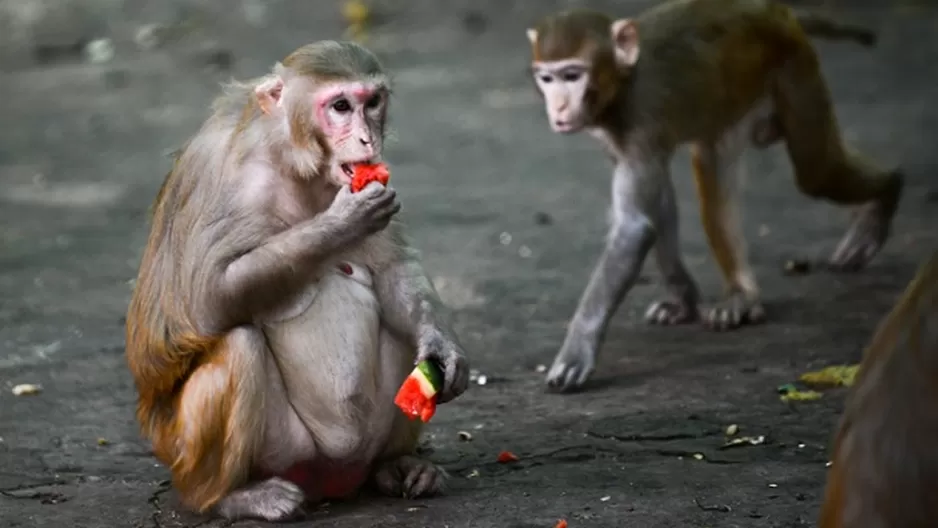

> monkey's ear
[254,76,285,116]
[526,28,538,46]
[610,18,640,67]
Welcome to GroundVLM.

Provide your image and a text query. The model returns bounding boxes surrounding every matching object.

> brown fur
[818,252,938,528]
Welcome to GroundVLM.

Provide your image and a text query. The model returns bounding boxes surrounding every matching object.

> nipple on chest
[337,262,353,275]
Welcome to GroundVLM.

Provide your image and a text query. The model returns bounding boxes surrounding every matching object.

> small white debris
[85,38,115,64]
[768,483,778,488]
[134,24,162,50]
[466,468,480,478]
[535,364,547,373]
[518,245,532,258]
[725,424,739,436]
[600,495,611,502]
[12,384,42,396]
[798,443,806,449]
[406,506,425,512]
[457,431,473,442]
[693,453,704,461]
[825,461,833,468]
[473,423,484,430]
[469,369,480,382]
[499,232,512,245]
[476,374,488,386]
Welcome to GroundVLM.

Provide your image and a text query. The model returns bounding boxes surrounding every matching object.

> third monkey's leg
[691,140,766,331]
[644,176,701,325]
[546,157,659,392]
[772,42,904,271]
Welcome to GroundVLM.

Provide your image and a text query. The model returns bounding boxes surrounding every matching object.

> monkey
[124,40,470,521]
[525,0,904,392]
[817,251,938,528]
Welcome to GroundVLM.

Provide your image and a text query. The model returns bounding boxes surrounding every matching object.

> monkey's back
[628,0,806,142]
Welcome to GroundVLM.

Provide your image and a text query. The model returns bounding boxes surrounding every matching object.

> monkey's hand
[325,182,401,243]
[415,325,469,404]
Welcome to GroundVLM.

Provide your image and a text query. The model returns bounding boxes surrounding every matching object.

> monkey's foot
[215,477,306,521]
[703,294,766,331]
[545,337,597,393]
[644,299,699,325]
[830,171,903,272]
[373,455,447,499]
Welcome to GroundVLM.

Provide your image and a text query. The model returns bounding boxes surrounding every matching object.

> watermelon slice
[350,162,390,193]
[394,360,444,422]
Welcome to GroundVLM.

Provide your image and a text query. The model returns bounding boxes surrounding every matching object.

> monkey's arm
[373,223,470,403]
[546,151,663,391]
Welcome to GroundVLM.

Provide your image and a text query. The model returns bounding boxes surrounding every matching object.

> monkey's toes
[373,456,446,499]
[545,351,595,393]
[644,299,698,325]
[216,477,306,522]
[829,215,889,272]
[703,297,765,332]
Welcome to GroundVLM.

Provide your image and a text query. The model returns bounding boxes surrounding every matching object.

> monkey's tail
[794,11,877,47]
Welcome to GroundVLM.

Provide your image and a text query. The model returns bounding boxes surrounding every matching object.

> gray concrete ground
[1,0,936,527]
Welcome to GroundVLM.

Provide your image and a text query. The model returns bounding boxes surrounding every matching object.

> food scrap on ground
[799,364,859,388]
[457,431,473,442]
[721,435,767,450]
[777,383,823,403]
[725,424,739,436]
[497,451,520,464]
[12,384,42,396]
[554,520,568,528]
[394,360,443,422]
[350,162,390,193]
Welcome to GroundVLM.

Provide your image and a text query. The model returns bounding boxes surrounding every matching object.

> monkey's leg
[545,157,658,392]
[691,135,766,331]
[644,175,701,325]
[772,42,903,272]
[371,329,446,498]
[176,327,306,522]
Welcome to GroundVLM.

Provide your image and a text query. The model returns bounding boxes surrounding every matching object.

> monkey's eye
[538,75,553,84]
[561,72,582,82]
[332,99,352,113]
[365,94,382,109]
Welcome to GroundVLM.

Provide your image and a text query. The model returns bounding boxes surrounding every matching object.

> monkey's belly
[262,262,397,462]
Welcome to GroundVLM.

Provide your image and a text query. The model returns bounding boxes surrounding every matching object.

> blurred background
[0,1,936,527]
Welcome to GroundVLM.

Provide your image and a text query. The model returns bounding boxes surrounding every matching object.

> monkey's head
[254,41,390,185]
[526,10,639,134]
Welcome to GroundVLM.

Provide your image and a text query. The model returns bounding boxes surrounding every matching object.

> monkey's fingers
[545,352,594,392]
[437,351,469,404]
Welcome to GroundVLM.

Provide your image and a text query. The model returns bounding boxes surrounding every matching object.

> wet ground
[1,0,936,527]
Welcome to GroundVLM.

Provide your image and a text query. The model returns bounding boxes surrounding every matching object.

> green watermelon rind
[414,360,444,396]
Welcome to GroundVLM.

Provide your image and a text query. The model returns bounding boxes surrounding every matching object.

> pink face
[313,81,387,185]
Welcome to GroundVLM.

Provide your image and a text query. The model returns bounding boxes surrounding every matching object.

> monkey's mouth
[340,163,355,178]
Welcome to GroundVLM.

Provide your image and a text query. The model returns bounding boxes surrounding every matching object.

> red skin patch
[256,460,370,501]
[336,262,353,275]
[314,82,381,137]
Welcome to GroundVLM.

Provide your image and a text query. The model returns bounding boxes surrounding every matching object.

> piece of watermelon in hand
[394,360,444,422]
[350,163,390,193]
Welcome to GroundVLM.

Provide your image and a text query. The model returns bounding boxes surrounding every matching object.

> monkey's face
[313,81,388,187]
[531,59,591,134]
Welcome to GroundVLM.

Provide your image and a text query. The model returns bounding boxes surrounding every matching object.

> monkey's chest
[262,261,383,404]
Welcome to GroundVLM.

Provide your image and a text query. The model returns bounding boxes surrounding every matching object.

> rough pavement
[1,0,936,527]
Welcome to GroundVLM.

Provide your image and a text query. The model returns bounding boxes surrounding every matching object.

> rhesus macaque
[125,41,470,521]
[818,252,938,528]
[525,0,904,392]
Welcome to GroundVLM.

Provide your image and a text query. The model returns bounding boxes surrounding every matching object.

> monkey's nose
[359,137,371,146]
